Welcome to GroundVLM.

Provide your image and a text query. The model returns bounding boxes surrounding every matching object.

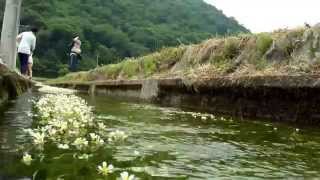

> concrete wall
[51,75,320,125]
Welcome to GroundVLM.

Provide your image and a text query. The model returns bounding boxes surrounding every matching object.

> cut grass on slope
[48,26,320,84]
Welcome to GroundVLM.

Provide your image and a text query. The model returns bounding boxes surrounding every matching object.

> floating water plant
[20,91,136,179]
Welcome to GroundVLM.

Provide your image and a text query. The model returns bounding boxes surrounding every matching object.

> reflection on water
[87,96,320,179]
[1,93,320,179]
[0,92,34,180]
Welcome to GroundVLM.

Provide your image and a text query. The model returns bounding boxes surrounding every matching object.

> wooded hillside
[0,0,248,77]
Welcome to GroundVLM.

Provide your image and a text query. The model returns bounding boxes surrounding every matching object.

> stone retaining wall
[50,75,320,125]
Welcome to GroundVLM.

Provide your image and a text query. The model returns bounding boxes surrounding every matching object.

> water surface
[0,92,320,179]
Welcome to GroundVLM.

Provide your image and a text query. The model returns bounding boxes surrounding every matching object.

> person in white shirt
[69,35,82,72]
[16,27,38,76]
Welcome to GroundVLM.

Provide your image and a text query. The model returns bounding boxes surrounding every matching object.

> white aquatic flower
[109,130,128,142]
[90,133,99,140]
[98,122,106,130]
[120,171,135,180]
[30,132,45,145]
[57,144,70,150]
[48,128,57,136]
[108,137,113,142]
[273,127,278,131]
[72,121,81,129]
[56,177,64,180]
[59,121,68,131]
[134,150,140,156]
[22,153,32,166]
[28,93,114,166]
[296,128,300,132]
[90,133,104,146]
[96,138,105,146]
[73,138,88,150]
[97,161,114,176]
[201,116,207,120]
[26,111,33,117]
[78,154,90,160]
[220,117,226,121]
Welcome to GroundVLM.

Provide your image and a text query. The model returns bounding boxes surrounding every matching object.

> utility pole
[0,0,22,70]
[96,53,99,68]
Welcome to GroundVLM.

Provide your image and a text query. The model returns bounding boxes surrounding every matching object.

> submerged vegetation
[51,26,320,83]
[19,93,133,179]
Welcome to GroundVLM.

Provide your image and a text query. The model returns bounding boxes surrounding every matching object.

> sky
[204,0,320,33]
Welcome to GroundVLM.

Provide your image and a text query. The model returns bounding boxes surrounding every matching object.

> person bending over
[16,27,38,76]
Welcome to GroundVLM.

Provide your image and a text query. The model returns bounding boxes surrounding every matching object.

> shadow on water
[1,93,320,179]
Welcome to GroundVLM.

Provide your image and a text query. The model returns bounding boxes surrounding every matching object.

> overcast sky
[204,0,320,33]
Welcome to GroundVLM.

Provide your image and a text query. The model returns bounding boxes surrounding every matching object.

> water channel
[1,91,320,179]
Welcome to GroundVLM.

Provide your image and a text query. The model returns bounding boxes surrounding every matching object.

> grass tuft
[256,33,273,55]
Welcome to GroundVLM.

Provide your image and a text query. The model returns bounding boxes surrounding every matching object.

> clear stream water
[1,92,320,179]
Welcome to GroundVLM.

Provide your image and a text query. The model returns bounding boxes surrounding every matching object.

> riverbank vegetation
[50,25,320,84]
[0,0,248,77]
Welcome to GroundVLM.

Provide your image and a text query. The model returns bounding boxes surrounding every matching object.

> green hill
[0,0,248,77]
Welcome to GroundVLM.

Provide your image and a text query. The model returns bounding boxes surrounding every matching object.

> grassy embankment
[49,26,320,84]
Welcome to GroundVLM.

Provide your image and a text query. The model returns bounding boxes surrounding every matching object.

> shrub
[58,64,69,76]
[209,54,234,74]
[121,59,140,78]
[223,38,240,59]
[141,56,158,76]
[98,63,123,79]
[256,33,273,55]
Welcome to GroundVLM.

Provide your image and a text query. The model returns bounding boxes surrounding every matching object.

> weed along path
[0,86,320,179]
